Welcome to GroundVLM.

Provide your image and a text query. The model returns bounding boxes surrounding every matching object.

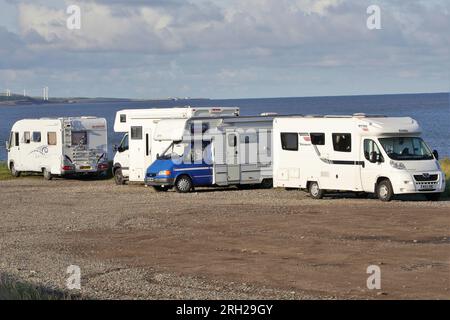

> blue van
[145,140,213,192]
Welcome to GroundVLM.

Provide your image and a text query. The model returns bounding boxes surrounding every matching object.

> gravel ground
[0,177,449,299]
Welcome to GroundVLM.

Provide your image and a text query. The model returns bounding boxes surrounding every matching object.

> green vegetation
[0,161,114,181]
[441,158,450,198]
[0,274,80,300]
[0,162,12,181]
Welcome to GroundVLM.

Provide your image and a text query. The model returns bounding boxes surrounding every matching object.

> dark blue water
[0,93,448,161]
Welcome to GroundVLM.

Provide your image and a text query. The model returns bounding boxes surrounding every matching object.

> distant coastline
[0,96,210,106]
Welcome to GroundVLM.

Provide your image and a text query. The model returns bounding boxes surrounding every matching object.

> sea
[0,92,448,161]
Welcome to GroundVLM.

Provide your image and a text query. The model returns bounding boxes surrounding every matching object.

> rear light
[62,165,74,171]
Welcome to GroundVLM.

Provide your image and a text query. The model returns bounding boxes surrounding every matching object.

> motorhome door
[129,126,153,182]
[226,132,240,182]
[360,138,383,192]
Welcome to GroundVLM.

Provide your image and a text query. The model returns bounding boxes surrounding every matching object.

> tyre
[260,178,273,189]
[10,163,21,177]
[43,168,53,181]
[308,181,324,199]
[425,193,441,201]
[377,179,394,202]
[114,168,126,185]
[153,186,170,192]
[175,175,193,193]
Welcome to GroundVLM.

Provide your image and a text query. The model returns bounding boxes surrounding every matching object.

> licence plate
[80,166,92,170]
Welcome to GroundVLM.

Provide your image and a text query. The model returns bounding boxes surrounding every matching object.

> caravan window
[47,132,57,146]
[131,126,143,140]
[310,133,325,145]
[332,133,351,152]
[32,132,41,143]
[23,132,31,144]
[240,134,258,144]
[280,133,298,151]
[228,134,237,147]
[120,114,126,123]
[72,131,88,146]
[14,132,19,146]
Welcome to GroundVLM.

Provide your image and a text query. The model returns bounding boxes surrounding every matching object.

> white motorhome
[6,117,109,180]
[273,114,446,201]
[112,106,240,184]
[144,115,274,192]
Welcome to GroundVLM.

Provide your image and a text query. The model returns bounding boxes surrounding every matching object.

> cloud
[0,0,448,98]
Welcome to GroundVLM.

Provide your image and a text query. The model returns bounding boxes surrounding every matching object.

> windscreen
[378,137,433,161]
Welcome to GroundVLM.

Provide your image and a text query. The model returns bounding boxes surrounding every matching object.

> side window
[280,132,298,151]
[32,132,41,143]
[119,134,129,152]
[23,132,31,144]
[130,126,143,140]
[47,132,57,146]
[14,132,19,146]
[9,132,13,147]
[310,133,325,145]
[240,134,257,144]
[120,114,126,123]
[332,133,351,152]
[364,139,382,161]
[228,134,237,147]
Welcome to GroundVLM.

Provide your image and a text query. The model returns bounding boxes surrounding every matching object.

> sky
[0,0,449,99]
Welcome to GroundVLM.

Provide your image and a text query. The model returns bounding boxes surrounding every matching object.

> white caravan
[144,115,274,192]
[6,117,109,180]
[273,114,446,201]
[112,107,240,184]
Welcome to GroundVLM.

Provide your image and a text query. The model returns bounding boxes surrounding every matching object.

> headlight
[390,160,406,170]
[158,170,171,176]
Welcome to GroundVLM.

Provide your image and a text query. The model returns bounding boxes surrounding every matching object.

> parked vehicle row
[5,107,446,201]
[6,117,109,180]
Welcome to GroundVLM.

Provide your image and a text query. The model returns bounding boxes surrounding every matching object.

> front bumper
[145,177,174,186]
[392,172,446,194]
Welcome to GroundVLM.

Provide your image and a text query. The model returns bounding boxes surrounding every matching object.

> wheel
[260,178,273,189]
[425,193,441,201]
[114,168,126,185]
[43,168,53,181]
[153,186,170,192]
[10,163,21,177]
[308,181,324,199]
[175,175,193,193]
[377,179,394,202]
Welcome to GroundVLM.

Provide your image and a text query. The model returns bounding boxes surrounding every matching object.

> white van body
[273,115,446,201]
[112,107,240,183]
[6,117,108,179]
[144,115,274,191]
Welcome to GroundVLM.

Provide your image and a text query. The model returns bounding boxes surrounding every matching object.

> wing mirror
[5,141,10,151]
[369,151,383,163]
[112,144,118,152]
[432,150,439,160]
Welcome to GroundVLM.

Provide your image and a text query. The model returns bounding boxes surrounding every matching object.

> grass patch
[0,274,81,300]
[0,160,114,181]
[0,162,12,181]
[441,158,450,198]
